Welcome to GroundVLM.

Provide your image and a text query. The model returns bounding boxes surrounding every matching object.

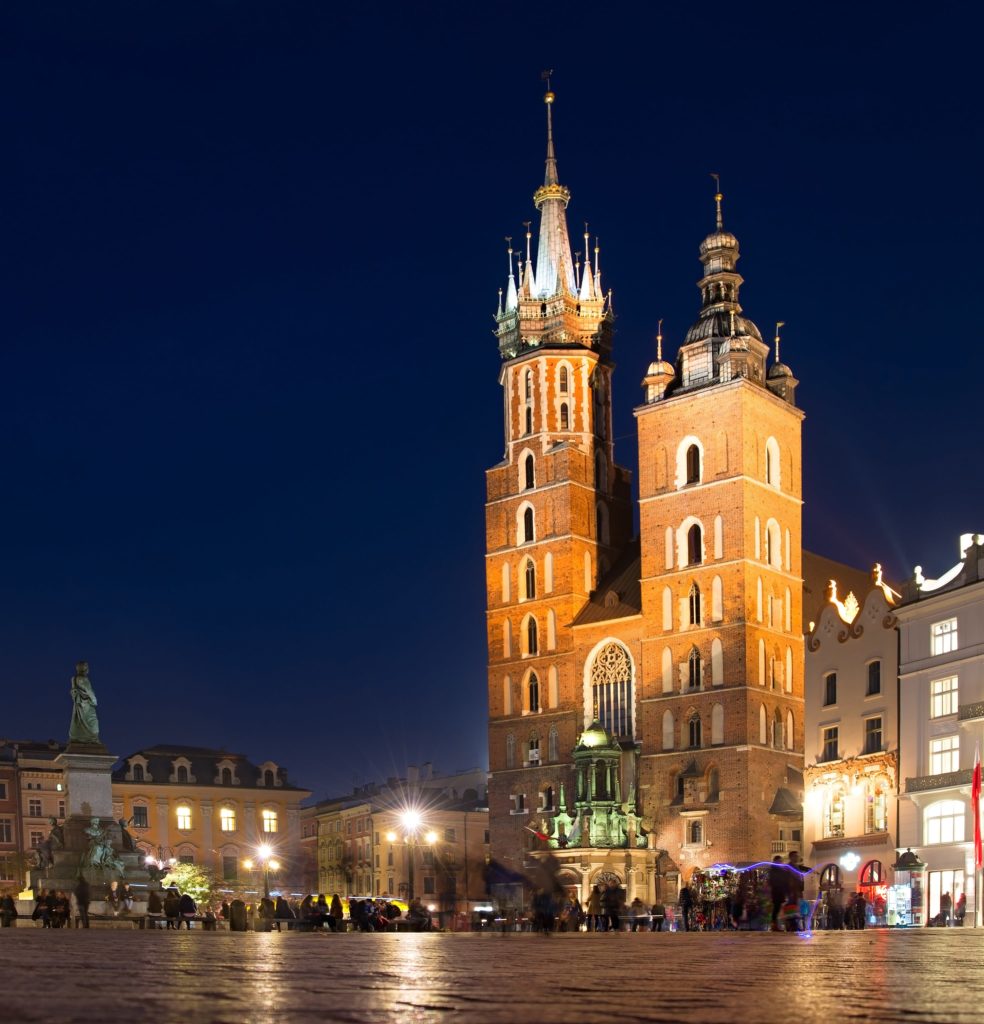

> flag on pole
[523,824,550,842]
[973,743,982,871]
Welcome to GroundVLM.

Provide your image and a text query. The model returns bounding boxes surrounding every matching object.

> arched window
[785,709,794,751]
[528,738,540,765]
[548,726,559,762]
[525,406,533,435]
[707,768,720,798]
[866,777,889,833]
[176,765,189,784]
[559,365,569,393]
[688,647,702,690]
[548,665,558,706]
[686,444,701,484]
[859,860,883,887]
[542,784,554,810]
[505,733,516,769]
[264,769,275,787]
[759,705,767,744]
[589,641,634,738]
[772,710,782,748]
[502,620,512,658]
[132,764,144,782]
[711,637,723,685]
[595,449,608,492]
[822,785,846,838]
[711,703,724,745]
[765,519,782,569]
[661,647,673,692]
[524,560,536,600]
[526,617,539,656]
[662,709,674,750]
[221,767,232,785]
[687,524,702,565]
[818,864,841,892]
[765,437,781,488]
[662,587,673,631]
[687,820,703,845]
[524,369,532,400]
[711,576,723,621]
[528,672,540,713]
[689,582,701,625]
[688,713,702,748]
[523,506,535,543]
[524,454,535,490]
[560,403,570,430]
[502,676,512,715]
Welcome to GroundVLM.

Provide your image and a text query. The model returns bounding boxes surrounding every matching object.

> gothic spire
[532,83,576,298]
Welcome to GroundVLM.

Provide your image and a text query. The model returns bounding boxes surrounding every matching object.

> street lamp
[144,846,177,882]
[386,810,437,902]
[243,843,281,897]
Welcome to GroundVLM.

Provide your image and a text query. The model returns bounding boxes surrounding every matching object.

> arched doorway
[859,860,887,926]
[817,863,843,929]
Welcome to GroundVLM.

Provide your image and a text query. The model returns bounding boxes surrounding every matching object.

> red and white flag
[523,824,550,842]
[973,743,982,872]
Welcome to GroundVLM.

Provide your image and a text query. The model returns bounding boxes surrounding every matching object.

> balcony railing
[959,702,984,723]
[905,769,973,793]
[770,840,801,855]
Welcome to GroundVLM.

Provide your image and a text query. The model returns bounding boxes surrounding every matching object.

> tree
[161,862,216,907]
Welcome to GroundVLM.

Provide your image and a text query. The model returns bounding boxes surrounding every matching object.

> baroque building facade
[486,90,806,900]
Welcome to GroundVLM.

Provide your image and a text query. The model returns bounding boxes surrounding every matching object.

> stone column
[200,802,213,871]
[156,800,171,850]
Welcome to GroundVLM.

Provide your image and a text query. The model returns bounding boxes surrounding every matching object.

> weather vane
[774,321,786,362]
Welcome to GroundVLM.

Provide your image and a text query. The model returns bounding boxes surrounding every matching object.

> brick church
[485,88,805,903]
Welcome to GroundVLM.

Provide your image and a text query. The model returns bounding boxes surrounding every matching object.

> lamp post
[386,810,437,902]
[243,843,280,898]
[144,846,177,883]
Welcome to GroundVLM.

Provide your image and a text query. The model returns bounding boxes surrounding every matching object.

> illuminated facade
[112,745,309,888]
[486,89,806,898]
[803,567,900,921]
[897,534,984,926]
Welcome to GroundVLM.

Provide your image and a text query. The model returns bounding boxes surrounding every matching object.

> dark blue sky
[2,2,980,799]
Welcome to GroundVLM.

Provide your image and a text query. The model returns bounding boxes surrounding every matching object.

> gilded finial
[774,321,785,363]
[523,221,532,261]
[710,172,723,229]
[656,318,664,361]
[541,68,554,102]
[505,236,514,277]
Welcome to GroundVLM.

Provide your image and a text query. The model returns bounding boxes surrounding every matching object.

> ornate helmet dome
[576,720,616,750]
[768,360,793,379]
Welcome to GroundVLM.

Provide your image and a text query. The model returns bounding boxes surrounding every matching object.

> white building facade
[804,569,900,923]
[898,534,984,927]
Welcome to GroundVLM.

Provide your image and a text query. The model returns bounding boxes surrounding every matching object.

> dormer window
[132,764,144,782]
[176,766,188,783]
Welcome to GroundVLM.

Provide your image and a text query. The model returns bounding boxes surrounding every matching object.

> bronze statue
[80,817,124,875]
[69,661,100,745]
[48,817,65,849]
[118,817,137,852]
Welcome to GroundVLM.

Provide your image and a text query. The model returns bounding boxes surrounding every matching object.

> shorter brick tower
[634,189,805,871]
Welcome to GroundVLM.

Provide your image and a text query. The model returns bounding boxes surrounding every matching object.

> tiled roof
[112,744,307,792]
[572,540,642,626]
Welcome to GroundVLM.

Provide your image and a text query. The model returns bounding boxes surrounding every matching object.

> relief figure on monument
[69,661,100,745]
[81,817,124,875]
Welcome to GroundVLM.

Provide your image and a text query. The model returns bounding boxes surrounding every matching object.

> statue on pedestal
[69,661,100,746]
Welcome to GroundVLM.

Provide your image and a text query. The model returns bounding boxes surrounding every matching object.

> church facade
[485,89,805,902]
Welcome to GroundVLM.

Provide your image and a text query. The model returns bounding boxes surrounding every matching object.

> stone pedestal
[55,748,117,819]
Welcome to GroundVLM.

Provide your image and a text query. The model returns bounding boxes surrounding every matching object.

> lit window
[820,726,839,763]
[930,735,959,775]
[176,806,192,830]
[866,779,888,833]
[262,809,279,834]
[932,619,958,656]
[822,785,846,838]
[589,641,633,738]
[220,807,237,832]
[866,661,881,696]
[931,677,958,718]
[863,717,883,755]
[924,800,965,845]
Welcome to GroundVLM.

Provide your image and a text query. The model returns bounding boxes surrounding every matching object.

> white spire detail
[505,238,518,312]
[533,86,576,298]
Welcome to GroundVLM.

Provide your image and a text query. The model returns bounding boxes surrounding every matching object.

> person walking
[768,856,786,931]
[629,896,646,932]
[679,883,693,932]
[586,884,603,931]
[74,877,91,929]
[650,901,665,932]
[940,891,952,927]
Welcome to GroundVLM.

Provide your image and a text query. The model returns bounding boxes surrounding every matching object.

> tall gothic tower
[485,89,632,867]
[635,191,805,869]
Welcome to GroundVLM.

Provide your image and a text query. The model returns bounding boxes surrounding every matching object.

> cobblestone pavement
[2,930,984,1024]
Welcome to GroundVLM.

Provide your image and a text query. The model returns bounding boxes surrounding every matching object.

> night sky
[2,3,981,799]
